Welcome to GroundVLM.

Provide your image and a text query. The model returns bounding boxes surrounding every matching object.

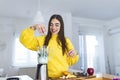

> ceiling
[0,0,120,21]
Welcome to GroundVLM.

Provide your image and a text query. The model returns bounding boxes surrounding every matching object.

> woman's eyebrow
[50,22,60,25]
[55,23,60,24]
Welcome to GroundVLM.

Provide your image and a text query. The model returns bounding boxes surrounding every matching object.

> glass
[37,46,48,64]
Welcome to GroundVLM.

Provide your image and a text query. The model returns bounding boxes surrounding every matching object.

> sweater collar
[51,34,58,38]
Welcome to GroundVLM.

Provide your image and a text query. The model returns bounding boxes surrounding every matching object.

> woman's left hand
[67,50,77,57]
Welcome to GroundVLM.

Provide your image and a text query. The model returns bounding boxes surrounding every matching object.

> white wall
[104,18,120,75]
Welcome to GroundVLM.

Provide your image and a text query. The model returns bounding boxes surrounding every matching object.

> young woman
[19,14,79,78]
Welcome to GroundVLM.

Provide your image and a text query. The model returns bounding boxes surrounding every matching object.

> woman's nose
[52,25,56,29]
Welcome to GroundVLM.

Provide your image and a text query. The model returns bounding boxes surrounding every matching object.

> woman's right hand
[31,24,46,34]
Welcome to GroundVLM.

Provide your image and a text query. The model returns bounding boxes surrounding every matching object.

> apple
[87,68,94,76]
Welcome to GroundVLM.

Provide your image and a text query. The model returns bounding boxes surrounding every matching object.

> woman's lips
[51,30,57,33]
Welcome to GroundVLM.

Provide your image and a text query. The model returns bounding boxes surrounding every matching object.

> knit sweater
[19,27,79,78]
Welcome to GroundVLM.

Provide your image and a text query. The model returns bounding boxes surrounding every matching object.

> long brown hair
[44,14,68,55]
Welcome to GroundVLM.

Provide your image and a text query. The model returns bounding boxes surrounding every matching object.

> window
[12,37,37,67]
[79,34,98,72]
[86,35,98,68]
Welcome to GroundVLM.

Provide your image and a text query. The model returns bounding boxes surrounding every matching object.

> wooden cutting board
[50,77,85,80]
[50,75,96,80]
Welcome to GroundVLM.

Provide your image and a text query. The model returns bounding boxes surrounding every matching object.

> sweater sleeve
[19,27,39,51]
[67,55,79,66]
[66,38,79,66]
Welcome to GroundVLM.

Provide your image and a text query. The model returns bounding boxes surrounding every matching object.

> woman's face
[50,18,61,35]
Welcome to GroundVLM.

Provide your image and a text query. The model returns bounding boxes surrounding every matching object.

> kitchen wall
[104,18,120,75]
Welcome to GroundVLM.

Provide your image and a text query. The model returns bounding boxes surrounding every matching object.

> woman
[20,14,79,78]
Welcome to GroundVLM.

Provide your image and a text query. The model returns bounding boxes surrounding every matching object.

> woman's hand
[31,24,46,34]
[67,49,78,57]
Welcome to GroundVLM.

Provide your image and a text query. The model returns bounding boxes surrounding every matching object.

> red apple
[87,68,94,75]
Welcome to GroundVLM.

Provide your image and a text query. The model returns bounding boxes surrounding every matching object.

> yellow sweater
[19,27,79,78]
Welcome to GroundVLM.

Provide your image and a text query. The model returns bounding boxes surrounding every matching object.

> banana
[62,71,77,78]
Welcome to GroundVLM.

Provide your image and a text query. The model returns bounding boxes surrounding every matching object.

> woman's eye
[50,24,53,26]
[55,25,59,27]
[50,23,60,27]
[55,24,60,27]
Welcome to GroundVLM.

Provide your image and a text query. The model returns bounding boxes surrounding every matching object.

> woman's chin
[52,33,57,35]
[51,32,58,35]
